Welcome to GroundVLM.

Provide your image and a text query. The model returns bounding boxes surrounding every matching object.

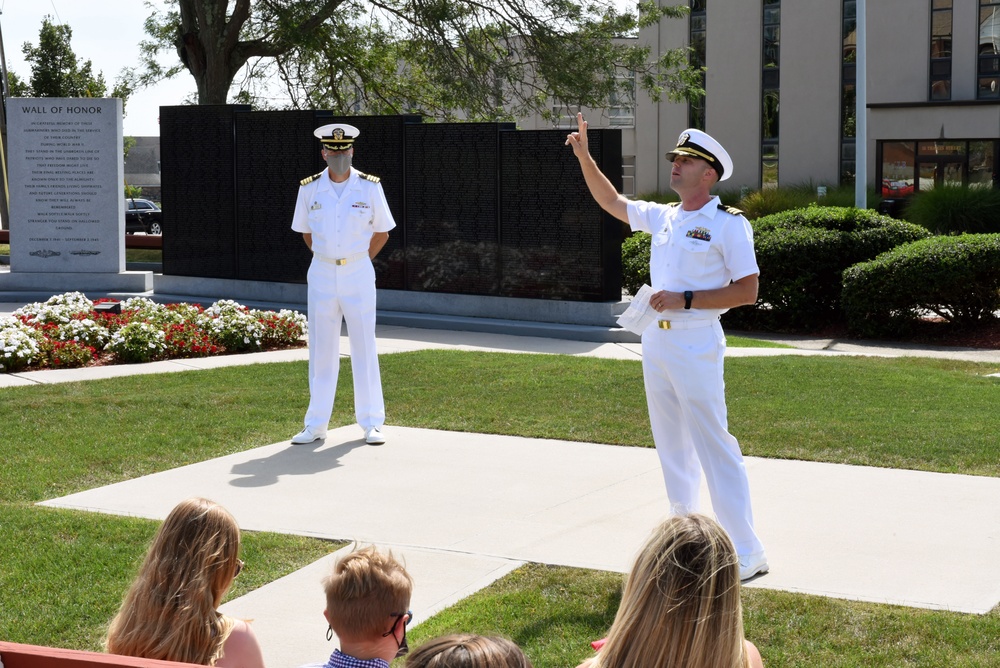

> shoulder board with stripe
[718,204,744,216]
[300,171,324,186]
[667,201,681,207]
[357,171,381,183]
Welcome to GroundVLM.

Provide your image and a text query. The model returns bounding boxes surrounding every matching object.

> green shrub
[902,185,1000,234]
[621,232,651,296]
[724,206,931,332]
[842,234,1000,338]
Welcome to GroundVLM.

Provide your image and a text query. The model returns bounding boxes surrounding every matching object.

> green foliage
[6,71,30,97]
[135,0,702,119]
[20,17,106,97]
[13,16,131,110]
[902,185,1000,235]
[842,234,1000,338]
[724,207,931,332]
[621,232,651,296]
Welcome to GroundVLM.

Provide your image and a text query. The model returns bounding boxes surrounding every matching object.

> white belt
[314,250,369,266]
[657,318,718,330]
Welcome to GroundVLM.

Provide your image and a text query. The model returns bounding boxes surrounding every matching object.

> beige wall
[779,2,843,187]
[705,3,761,190]
[871,105,1000,142]
[867,1,928,104]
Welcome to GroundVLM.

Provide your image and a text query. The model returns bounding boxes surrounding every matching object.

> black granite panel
[160,105,250,278]
[499,129,623,301]
[404,123,502,295]
[235,111,318,283]
[160,110,620,302]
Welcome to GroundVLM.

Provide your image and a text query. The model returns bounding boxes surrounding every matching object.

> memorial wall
[160,107,622,302]
[7,98,125,273]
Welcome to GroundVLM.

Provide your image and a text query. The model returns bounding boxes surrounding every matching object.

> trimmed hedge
[842,234,1000,338]
[724,207,931,331]
[621,232,651,297]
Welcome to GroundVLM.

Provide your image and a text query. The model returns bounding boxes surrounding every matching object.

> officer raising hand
[566,115,769,582]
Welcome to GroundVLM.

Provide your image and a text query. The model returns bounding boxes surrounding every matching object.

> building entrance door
[917,158,965,191]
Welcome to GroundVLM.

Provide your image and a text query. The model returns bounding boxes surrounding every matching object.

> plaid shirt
[320,650,389,668]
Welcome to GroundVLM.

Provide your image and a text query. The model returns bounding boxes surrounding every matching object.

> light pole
[855,0,867,209]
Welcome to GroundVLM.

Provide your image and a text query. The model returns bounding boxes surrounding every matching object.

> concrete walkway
[4,301,1000,667]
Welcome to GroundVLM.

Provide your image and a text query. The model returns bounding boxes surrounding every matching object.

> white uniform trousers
[303,257,385,431]
[640,319,764,556]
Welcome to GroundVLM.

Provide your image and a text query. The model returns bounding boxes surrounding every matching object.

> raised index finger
[576,112,588,135]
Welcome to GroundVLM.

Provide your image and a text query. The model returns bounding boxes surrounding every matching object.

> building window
[551,104,577,129]
[688,0,707,130]
[842,0,857,184]
[622,156,636,197]
[931,0,953,100]
[879,142,916,197]
[761,0,780,189]
[878,139,998,195]
[609,71,636,127]
[980,0,1000,97]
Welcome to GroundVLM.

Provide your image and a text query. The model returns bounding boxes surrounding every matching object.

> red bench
[0,641,201,668]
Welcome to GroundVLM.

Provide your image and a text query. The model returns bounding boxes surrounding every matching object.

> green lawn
[2,350,999,665]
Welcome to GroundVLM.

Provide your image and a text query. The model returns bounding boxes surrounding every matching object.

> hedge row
[620,206,1000,336]
[726,207,931,331]
[842,234,1000,337]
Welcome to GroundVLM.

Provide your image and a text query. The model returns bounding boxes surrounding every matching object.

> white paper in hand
[616,284,659,335]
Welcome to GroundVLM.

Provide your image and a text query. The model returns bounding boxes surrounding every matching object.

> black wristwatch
[683,291,693,310]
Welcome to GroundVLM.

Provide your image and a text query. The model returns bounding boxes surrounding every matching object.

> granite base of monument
[0,271,153,293]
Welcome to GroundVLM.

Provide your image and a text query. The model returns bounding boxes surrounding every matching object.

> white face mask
[325,152,352,174]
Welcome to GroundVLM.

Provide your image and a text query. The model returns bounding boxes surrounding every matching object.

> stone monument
[0,97,152,292]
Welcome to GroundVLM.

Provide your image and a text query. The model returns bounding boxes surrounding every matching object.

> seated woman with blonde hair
[577,514,764,668]
[405,634,532,668]
[105,497,265,668]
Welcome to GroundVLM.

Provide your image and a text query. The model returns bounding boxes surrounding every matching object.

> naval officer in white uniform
[290,123,395,446]
[565,113,768,581]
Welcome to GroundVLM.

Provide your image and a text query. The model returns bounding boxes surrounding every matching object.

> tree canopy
[10,16,132,105]
[134,0,701,120]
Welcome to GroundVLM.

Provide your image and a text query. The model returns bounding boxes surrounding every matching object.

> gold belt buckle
[335,258,348,266]
[658,320,671,330]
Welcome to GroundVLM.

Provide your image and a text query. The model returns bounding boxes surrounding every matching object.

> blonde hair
[405,634,533,668]
[105,498,242,665]
[592,514,748,668]
[323,545,413,640]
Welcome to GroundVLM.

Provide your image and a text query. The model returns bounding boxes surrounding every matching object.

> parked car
[125,198,163,235]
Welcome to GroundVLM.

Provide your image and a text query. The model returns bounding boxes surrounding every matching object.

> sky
[2,0,196,136]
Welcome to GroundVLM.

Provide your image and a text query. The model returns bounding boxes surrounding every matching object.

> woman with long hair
[578,514,764,668]
[105,497,265,668]
[406,634,532,668]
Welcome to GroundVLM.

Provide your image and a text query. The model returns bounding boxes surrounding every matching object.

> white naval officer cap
[666,128,734,182]
[314,123,360,152]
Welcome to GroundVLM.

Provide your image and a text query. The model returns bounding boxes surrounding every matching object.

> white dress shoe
[365,426,386,445]
[739,551,769,581]
[291,427,327,444]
